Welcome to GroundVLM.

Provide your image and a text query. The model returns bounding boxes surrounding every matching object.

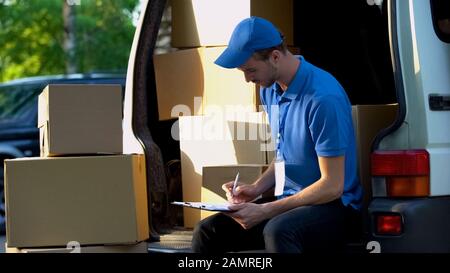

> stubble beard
[260,62,278,87]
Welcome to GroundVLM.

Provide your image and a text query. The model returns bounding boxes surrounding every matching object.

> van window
[0,85,40,125]
[431,0,450,43]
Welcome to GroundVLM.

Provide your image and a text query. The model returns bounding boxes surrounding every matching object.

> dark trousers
[191,198,360,253]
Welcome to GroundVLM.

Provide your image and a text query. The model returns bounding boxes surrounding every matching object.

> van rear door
[368,0,450,253]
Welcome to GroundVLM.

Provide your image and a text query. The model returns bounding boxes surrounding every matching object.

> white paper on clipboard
[171,201,233,212]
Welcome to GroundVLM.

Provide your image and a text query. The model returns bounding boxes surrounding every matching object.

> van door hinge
[429,94,450,111]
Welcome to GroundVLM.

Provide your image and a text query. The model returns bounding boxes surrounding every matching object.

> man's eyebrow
[241,67,256,72]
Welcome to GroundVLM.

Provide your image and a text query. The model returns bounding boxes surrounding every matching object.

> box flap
[39,121,51,157]
[37,86,49,128]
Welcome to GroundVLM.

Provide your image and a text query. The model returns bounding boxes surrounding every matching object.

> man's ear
[270,50,281,65]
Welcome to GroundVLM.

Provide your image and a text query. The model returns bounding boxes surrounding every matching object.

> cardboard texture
[351,104,398,209]
[171,0,294,47]
[38,84,122,156]
[6,241,148,253]
[154,47,259,121]
[201,164,270,219]
[4,154,149,248]
[178,112,272,227]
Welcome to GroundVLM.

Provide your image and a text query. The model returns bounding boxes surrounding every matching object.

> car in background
[0,73,126,234]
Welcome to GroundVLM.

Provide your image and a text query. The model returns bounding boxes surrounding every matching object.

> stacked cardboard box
[154,47,260,121]
[4,84,149,252]
[153,1,293,228]
[6,241,148,253]
[171,0,294,48]
[38,85,123,157]
[178,112,274,227]
[201,164,271,220]
[155,0,295,121]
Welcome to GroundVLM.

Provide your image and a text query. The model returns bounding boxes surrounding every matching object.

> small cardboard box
[4,154,149,248]
[38,84,122,156]
[178,112,273,227]
[171,0,294,47]
[201,164,270,220]
[6,241,148,253]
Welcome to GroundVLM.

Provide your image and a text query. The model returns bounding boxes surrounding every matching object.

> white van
[124,0,450,253]
[367,0,450,252]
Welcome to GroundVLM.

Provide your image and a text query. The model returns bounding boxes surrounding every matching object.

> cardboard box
[178,112,273,227]
[351,104,398,209]
[171,0,294,47]
[154,47,260,121]
[4,154,149,248]
[38,84,122,156]
[201,164,270,219]
[6,241,148,253]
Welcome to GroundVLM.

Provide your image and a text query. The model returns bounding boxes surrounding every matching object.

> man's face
[238,55,278,88]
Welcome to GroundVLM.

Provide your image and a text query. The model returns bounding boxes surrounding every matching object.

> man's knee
[193,214,221,238]
[192,215,222,253]
[263,217,296,241]
[263,217,304,253]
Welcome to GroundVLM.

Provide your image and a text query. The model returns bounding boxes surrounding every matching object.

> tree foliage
[0,0,139,82]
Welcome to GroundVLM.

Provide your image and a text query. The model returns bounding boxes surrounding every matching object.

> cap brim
[214,48,253,69]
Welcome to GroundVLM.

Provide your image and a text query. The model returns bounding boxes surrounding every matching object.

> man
[192,17,363,253]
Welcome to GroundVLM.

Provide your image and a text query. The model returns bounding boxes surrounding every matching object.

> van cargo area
[1,0,449,254]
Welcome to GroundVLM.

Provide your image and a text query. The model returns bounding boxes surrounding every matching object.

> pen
[232,172,239,196]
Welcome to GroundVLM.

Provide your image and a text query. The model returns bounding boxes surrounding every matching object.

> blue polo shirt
[261,56,363,210]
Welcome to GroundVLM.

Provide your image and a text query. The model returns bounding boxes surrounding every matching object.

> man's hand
[222,182,260,204]
[225,203,269,229]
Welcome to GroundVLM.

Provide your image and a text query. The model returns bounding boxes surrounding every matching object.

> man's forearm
[262,177,342,218]
[261,156,345,219]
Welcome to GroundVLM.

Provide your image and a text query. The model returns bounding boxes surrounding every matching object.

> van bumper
[368,197,450,253]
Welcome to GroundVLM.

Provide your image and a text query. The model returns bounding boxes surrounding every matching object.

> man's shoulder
[308,72,348,105]
[307,61,344,91]
[305,91,350,115]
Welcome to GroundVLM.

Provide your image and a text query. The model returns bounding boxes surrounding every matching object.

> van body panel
[368,0,450,253]
[378,0,450,196]
[368,197,450,253]
[428,147,450,195]
[378,121,409,150]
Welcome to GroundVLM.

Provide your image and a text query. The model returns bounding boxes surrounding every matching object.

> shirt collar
[272,55,309,101]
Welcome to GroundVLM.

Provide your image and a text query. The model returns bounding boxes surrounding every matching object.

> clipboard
[171,201,233,212]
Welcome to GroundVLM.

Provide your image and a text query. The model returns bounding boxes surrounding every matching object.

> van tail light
[376,214,403,235]
[371,150,430,197]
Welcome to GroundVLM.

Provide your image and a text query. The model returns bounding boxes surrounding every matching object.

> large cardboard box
[201,164,270,219]
[171,0,294,47]
[38,84,122,156]
[4,154,149,248]
[154,47,260,121]
[178,112,273,227]
[6,241,148,253]
[351,104,398,209]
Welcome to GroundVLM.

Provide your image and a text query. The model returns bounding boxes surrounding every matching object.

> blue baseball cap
[215,16,283,69]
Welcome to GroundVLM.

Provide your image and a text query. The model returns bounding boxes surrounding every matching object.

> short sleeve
[308,96,350,157]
